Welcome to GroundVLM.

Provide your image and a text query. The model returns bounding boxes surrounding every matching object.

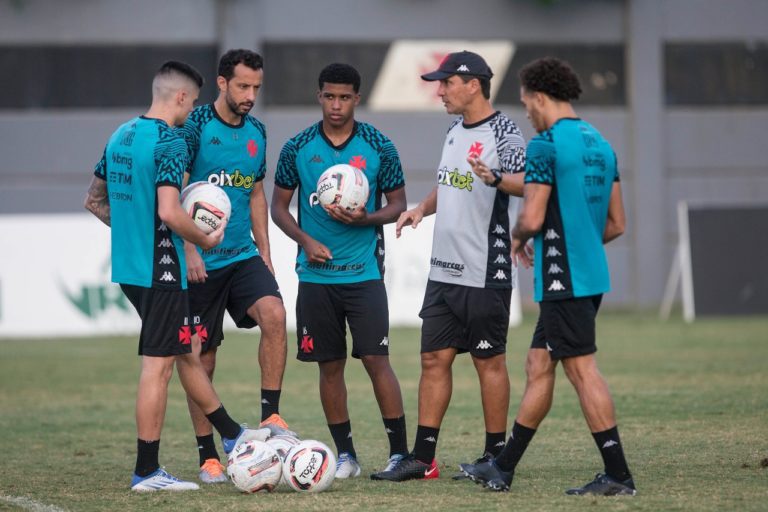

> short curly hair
[318,63,361,93]
[519,57,582,101]
[218,49,263,81]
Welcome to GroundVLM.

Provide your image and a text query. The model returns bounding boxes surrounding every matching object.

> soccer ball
[266,435,301,487]
[226,440,282,493]
[180,181,231,234]
[282,440,336,492]
[316,163,369,211]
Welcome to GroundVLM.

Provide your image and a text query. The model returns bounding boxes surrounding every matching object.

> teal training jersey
[275,121,405,284]
[178,104,266,270]
[524,118,619,302]
[94,116,188,289]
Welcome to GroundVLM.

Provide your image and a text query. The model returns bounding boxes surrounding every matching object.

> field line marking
[0,495,66,512]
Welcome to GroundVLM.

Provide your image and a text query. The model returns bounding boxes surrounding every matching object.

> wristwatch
[488,168,503,187]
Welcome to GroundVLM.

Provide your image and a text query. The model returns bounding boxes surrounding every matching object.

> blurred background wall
[0,0,766,309]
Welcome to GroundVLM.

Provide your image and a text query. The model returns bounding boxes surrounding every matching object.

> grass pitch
[1,312,766,511]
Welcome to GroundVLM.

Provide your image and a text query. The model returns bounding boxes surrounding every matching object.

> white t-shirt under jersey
[429,111,526,289]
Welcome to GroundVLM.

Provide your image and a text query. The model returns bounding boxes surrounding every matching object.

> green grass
[1,312,767,511]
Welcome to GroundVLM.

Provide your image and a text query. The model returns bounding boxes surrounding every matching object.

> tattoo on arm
[85,178,111,226]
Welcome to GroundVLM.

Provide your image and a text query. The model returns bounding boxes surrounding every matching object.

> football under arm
[84,176,111,226]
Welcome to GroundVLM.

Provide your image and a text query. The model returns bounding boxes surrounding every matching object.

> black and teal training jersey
[524,118,619,302]
[178,104,266,270]
[275,121,405,284]
[94,116,189,289]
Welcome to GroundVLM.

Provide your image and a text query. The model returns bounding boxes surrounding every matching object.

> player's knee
[420,351,449,375]
[253,300,286,331]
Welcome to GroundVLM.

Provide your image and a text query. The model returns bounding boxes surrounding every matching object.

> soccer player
[374,51,526,482]
[459,57,635,496]
[176,49,291,484]
[84,61,269,492]
[271,63,408,479]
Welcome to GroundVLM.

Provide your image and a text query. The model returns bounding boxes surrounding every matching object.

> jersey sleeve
[612,150,621,182]
[155,136,189,189]
[176,113,203,172]
[275,139,299,189]
[377,138,405,192]
[93,146,107,180]
[495,120,526,174]
[524,136,556,185]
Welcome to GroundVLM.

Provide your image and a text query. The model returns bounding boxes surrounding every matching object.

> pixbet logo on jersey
[437,166,474,191]
[207,169,254,190]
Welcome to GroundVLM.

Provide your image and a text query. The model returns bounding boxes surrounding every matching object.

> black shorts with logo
[188,256,282,353]
[120,284,195,357]
[531,294,603,360]
[419,280,512,358]
[296,280,389,362]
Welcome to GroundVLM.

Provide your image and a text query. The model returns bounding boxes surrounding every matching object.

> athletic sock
[328,420,356,458]
[135,439,160,477]
[196,434,219,466]
[260,389,281,421]
[592,425,632,482]
[495,421,537,472]
[205,404,241,440]
[383,415,408,457]
[485,431,507,457]
[413,425,440,463]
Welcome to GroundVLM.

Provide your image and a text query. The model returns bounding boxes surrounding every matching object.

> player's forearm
[603,220,625,244]
[362,190,407,226]
[84,177,111,226]
[418,187,438,217]
[497,172,524,197]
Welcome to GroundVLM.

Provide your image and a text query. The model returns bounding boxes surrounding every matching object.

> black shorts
[188,256,282,353]
[419,280,512,358]
[296,280,389,362]
[120,284,195,357]
[531,294,603,360]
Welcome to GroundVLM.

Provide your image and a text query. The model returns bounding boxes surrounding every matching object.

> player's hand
[511,238,534,269]
[467,156,494,185]
[325,204,367,225]
[199,218,227,251]
[302,238,333,263]
[395,207,424,238]
[185,244,208,283]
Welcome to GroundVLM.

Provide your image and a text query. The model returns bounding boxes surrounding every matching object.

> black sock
[485,431,507,457]
[383,416,408,457]
[413,425,440,463]
[261,389,281,421]
[205,405,241,440]
[135,439,160,477]
[495,421,537,472]
[592,426,632,481]
[196,434,219,466]
[328,421,356,458]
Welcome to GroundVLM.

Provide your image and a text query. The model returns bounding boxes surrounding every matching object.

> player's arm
[250,180,274,273]
[511,183,551,268]
[84,176,111,226]
[603,181,626,244]
[326,185,406,226]
[157,185,225,251]
[395,186,436,238]
[271,185,332,262]
[468,158,525,197]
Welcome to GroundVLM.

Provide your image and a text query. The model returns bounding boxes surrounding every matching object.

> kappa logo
[159,254,175,265]
[380,337,389,346]
[158,238,173,248]
[424,436,437,443]
[457,64,470,72]
[545,342,553,352]
[493,269,508,280]
[494,441,506,447]
[448,137,454,145]
[493,224,506,235]
[602,440,618,449]
[493,238,507,249]
[476,340,492,350]
[310,154,324,164]
[159,271,176,282]
[261,398,270,404]
[544,229,560,240]
[347,432,353,438]
[545,246,562,257]
[548,280,566,291]
[494,254,508,264]
[385,427,394,434]
[158,223,168,232]
[209,136,222,145]
[548,263,564,274]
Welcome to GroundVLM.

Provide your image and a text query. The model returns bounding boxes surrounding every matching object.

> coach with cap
[372,50,528,482]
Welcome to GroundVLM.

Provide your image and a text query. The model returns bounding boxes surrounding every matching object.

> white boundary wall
[0,212,521,338]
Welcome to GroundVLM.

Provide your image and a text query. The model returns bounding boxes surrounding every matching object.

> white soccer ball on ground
[316,163,369,211]
[180,181,231,234]
[266,434,301,487]
[282,439,336,492]
[226,440,282,493]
